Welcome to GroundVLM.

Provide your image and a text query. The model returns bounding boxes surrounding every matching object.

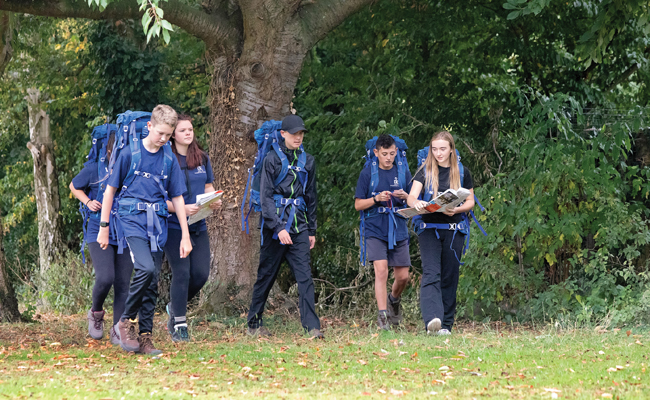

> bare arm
[171,195,192,258]
[97,185,117,249]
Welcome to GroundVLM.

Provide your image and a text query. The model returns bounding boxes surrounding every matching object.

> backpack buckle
[449,223,457,230]
[377,207,387,213]
[141,172,151,179]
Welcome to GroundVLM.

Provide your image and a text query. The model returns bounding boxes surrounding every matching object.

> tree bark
[26,89,65,294]
[0,11,13,77]
[0,216,21,322]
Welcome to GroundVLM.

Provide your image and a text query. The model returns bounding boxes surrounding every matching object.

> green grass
[0,314,648,399]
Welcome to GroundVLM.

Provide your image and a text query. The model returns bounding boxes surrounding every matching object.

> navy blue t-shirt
[355,164,412,242]
[107,145,186,248]
[168,153,215,232]
[413,165,474,224]
[72,161,117,245]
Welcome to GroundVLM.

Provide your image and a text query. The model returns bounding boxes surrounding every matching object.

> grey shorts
[366,238,411,267]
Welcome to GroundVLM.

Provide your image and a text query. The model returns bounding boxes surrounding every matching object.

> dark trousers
[88,242,134,325]
[247,229,320,331]
[121,237,163,334]
[419,228,465,331]
[164,229,211,318]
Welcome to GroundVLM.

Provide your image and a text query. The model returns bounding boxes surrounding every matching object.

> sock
[378,309,387,315]
[388,293,399,303]
[174,316,187,330]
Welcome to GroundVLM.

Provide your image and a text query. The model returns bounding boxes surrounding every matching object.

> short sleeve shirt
[168,154,215,232]
[413,165,474,224]
[355,164,412,242]
[72,161,115,244]
[107,145,186,247]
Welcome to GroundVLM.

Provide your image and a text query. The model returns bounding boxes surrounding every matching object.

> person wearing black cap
[246,114,322,339]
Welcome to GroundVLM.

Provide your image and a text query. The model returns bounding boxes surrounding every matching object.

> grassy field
[0,313,648,399]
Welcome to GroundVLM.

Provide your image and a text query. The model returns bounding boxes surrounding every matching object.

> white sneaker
[437,329,451,336]
[426,318,441,334]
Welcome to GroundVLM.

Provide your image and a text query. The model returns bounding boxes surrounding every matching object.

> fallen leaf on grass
[601,394,613,398]
[377,389,386,394]
[390,389,405,396]
[358,360,367,365]
[626,330,631,337]
[544,388,561,393]
[439,366,449,371]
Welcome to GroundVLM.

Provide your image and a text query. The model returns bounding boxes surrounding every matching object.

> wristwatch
[373,195,380,205]
[100,221,110,228]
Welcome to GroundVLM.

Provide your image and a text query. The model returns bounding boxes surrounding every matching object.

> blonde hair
[415,131,461,197]
[150,104,178,128]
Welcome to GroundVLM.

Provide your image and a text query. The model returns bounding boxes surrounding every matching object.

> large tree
[0,0,373,301]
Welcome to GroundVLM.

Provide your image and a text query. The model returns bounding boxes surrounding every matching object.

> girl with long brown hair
[406,131,476,335]
[164,114,221,342]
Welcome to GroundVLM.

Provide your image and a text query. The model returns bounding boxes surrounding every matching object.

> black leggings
[164,229,211,318]
[88,242,134,325]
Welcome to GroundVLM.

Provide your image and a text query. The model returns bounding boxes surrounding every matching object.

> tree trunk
[0,11,13,77]
[204,17,310,308]
[0,216,21,322]
[25,88,65,296]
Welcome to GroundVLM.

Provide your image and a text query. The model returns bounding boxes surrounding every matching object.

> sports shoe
[377,310,390,331]
[166,303,177,340]
[247,326,272,337]
[437,329,451,336]
[387,295,403,326]
[87,310,105,340]
[309,328,324,339]
[426,318,441,334]
[110,326,120,346]
[137,333,162,355]
[115,318,140,352]
[171,324,190,342]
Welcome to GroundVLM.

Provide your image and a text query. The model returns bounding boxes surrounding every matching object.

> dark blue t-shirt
[72,161,117,245]
[107,145,186,248]
[355,164,412,242]
[168,154,215,232]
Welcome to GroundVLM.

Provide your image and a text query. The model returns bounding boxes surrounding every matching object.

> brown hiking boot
[87,310,105,340]
[115,319,140,352]
[137,333,162,355]
[110,325,120,346]
[247,326,272,337]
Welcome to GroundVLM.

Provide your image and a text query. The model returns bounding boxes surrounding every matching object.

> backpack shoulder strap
[368,159,379,197]
[120,121,141,193]
[297,149,308,194]
[272,142,290,187]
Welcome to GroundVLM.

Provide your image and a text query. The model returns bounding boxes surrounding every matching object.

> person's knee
[373,262,389,281]
[394,271,409,286]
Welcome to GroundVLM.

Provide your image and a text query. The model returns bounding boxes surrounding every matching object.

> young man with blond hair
[98,104,192,354]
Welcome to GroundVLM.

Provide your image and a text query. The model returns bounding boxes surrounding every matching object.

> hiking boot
[246,326,272,337]
[110,326,120,346]
[137,333,162,355]
[377,310,390,331]
[426,318,441,335]
[437,329,451,336]
[387,295,403,326]
[87,310,105,340]
[309,328,324,339]
[115,319,140,352]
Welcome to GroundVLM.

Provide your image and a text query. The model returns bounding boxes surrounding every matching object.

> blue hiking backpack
[412,146,487,264]
[359,135,410,266]
[109,110,175,253]
[79,123,118,263]
[240,120,308,243]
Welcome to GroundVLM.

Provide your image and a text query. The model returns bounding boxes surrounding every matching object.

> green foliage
[40,250,95,314]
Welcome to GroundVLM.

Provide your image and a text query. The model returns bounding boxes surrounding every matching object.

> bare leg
[373,260,389,310]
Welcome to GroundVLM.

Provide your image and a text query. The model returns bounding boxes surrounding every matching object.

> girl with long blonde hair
[407,131,476,335]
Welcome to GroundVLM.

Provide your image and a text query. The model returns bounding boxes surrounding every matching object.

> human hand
[97,228,109,250]
[209,199,222,210]
[375,191,391,202]
[87,200,102,212]
[185,204,200,216]
[392,189,408,200]
[442,207,456,216]
[309,236,316,249]
[413,201,430,211]
[277,229,293,245]
[180,236,193,258]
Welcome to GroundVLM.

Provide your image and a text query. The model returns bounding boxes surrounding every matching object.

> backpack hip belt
[417,220,470,265]
[260,194,307,244]
[117,198,169,252]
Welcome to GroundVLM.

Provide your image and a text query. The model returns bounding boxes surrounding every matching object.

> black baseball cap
[281,114,307,134]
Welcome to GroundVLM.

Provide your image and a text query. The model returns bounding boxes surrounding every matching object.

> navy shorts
[366,238,411,267]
